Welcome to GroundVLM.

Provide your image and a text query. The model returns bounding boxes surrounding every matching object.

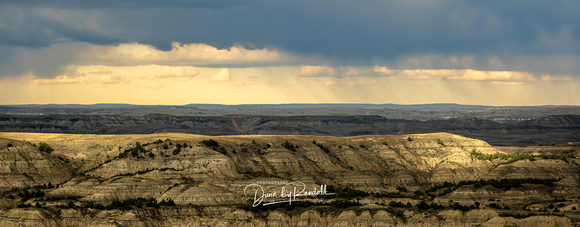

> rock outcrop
[0,132,578,226]
[0,138,71,189]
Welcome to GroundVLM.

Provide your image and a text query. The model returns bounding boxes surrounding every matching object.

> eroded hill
[0,132,579,226]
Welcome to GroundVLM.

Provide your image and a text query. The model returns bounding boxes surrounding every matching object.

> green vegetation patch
[471,150,572,164]
[38,142,54,153]
[118,142,149,158]
[312,140,330,153]
[238,199,362,212]
[200,139,227,154]
[425,178,558,197]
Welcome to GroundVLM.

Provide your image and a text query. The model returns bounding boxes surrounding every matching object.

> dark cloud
[0,0,246,10]
[1,0,579,75]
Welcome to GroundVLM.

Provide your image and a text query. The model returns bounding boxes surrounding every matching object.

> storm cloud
[1,1,579,67]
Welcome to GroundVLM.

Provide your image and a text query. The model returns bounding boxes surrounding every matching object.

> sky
[1,0,580,106]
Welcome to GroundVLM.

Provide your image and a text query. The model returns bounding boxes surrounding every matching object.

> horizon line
[1,103,579,108]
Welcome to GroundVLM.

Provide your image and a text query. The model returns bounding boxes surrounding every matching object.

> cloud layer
[1,1,580,105]
[0,42,300,78]
[2,1,579,65]
[2,1,580,77]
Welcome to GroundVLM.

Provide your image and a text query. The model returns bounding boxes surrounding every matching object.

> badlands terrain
[0,132,579,226]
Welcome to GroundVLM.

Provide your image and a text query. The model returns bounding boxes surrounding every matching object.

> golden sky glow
[1,42,579,106]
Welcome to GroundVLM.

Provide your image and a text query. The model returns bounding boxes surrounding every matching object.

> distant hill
[0,114,578,146]
[0,103,495,109]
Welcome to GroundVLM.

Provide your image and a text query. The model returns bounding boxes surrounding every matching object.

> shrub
[330,186,370,198]
[201,139,219,148]
[407,137,413,142]
[373,192,406,198]
[131,149,139,157]
[145,198,158,207]
[105,198,167,210]
[449,202,471,212]
[17,203,31,208]
[158,198,176,206]
[172,147,181,155]
[499,213,532,218]
[430,203,444,209]
[471,150,571,163]
[315,143,330,153]
[282,140,296,151]
[120,142,148,158]
[396,186,408,192]
[282,140,293,149]
[217,147,227,154]
[38,142,54,153]
[426,178,557,197]
[417,200,430,210]
[328,200,362,208]
[389,201,406,207]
